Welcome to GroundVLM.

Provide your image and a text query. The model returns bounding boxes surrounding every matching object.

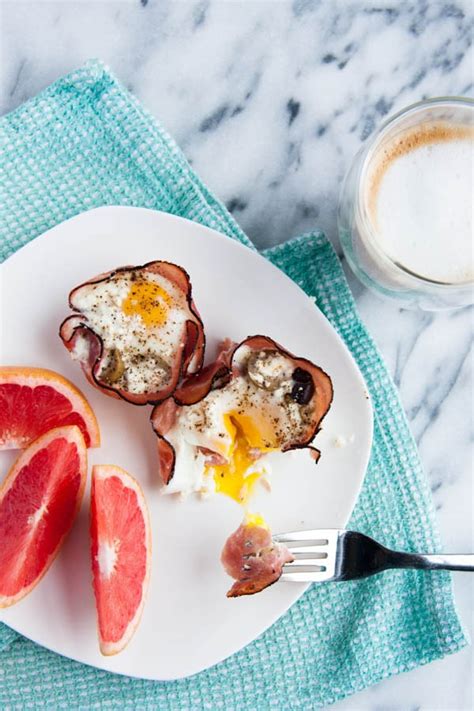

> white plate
[0,206,372,680]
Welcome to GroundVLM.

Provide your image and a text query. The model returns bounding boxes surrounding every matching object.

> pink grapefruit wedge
[0,366,100,450]
[0,425,87,608]
[90,465,151,656]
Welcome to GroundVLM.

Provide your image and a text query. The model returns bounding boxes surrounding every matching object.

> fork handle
[387,552,474,572]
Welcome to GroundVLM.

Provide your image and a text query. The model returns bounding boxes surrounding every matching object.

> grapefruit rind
[0,366,100,449]
[91,465,152,656]
[0,425,88,608]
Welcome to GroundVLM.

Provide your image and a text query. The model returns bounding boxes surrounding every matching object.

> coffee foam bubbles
[364,123,474,284]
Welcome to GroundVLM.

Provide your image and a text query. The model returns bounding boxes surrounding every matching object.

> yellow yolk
[207,414,276,504]
[122,281,171,327]
[229,412,276,450]
[211,431,262,503]
[245,512,268,529]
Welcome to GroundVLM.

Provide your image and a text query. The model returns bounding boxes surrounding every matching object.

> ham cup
[151,335,333,502]
[221,515,294,597]
[59,261,205,405]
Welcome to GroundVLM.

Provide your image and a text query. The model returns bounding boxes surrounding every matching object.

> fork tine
[282,560,327,570]
[281,557,336,582]
[285,546,329,556]
[273,529,341,544]
[275,529,341,583]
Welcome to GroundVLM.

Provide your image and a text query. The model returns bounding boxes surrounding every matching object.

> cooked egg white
[164,347,309,505]
[70,271,188,395]
[164,383,270,501]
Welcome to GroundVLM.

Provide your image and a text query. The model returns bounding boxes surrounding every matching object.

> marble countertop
[1,0,472,708]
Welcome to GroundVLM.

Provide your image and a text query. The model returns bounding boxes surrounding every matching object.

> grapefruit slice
[0,367,100,450]
[0,425,87,608]
[90,465,151,655]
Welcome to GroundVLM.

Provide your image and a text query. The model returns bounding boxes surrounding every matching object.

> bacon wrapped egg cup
[151,335,333,503]
[60,261,205,405]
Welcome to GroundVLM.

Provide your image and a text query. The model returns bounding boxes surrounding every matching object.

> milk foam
[365,124,474,284]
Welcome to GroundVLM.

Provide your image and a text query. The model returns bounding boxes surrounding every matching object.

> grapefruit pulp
[0,366,100,450]
[0,425,87,608]
[90,465,151,655]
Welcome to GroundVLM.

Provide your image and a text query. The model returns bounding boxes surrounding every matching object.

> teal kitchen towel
[0,60,467,709]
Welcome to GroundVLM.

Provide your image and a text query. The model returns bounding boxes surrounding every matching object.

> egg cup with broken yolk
[60,261,205,405]
[151,335,333,504]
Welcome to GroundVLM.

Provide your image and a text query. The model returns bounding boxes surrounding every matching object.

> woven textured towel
[0,60,468,710]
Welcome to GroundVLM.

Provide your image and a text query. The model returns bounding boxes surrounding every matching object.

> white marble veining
[1,1,473,708]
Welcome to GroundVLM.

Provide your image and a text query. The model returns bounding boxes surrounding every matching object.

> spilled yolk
[245,512,268,529]
[207,414,276,504]
[122,281,171,328]
[211,430,262,503]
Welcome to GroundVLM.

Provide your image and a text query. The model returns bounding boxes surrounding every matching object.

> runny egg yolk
[245,512,268,529]
[122,280,171,328]
[207,414,276,504]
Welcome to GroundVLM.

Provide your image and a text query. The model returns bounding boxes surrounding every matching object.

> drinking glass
[338,97,473,310]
